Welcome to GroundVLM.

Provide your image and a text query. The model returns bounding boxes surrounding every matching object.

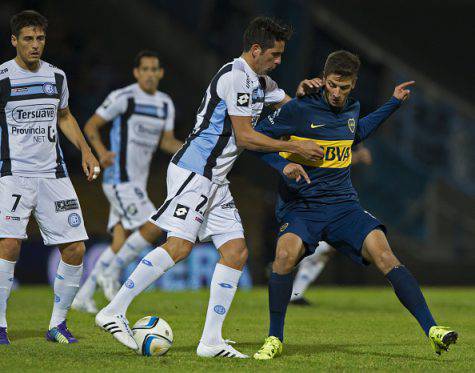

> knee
[274,247,300,274]
[372,249,400,274]
[0,239,21,261]
[60,242,86,265]
[140,222,162,244]
[164,238,193,262]
[222,244,248,269]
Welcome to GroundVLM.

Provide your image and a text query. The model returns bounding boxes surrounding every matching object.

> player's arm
[352,145,372,165]
[355,81,414,145]
[83,114,115,168]
[159,130,183,154]
[58,107,100,181]
[267,77,323,110]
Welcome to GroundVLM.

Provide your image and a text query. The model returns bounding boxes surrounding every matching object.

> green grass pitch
[1,286,474,372]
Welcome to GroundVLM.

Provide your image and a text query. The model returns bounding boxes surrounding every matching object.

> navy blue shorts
[277,201,386,266]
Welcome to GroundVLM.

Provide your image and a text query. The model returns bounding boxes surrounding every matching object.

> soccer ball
[132,316,173,356]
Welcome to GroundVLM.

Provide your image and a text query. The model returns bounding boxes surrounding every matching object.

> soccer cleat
[96,272,121,301]
[95,309,138,350]
[46,321,78,344]
[72,297,98,314]
[197,340,248,358]
[253,336,283,360]
[290,297,312,306]
[429,326,458,355]
[0,327,10,345]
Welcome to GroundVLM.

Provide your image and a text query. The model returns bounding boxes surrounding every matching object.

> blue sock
[386,265,436,336]
[268,272,293,341]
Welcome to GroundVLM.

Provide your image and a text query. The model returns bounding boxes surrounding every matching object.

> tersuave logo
[12,104,56,123]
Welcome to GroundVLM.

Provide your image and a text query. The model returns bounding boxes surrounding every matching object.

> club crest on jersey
[42,82,56,95]
[68,213,81,227]
[347,118,356,133]
[237,93,250,107]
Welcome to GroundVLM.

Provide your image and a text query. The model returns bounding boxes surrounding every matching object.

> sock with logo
[104,246,174,315]
[386,265,437,336]
[75,246,114,300]
[0,258,16,328]
[200,263,242,346]
[268,272,293,341]
[104,232,151,278]
[49,260,83,329]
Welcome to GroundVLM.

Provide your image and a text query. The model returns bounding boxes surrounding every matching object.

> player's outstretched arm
[83,114,115,169]
[231,115,323,161]
[58,107,100,181]
[159,130,183,155]
[355,81,415,145]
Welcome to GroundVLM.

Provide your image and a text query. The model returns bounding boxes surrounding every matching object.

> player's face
[255,40,285,75]
[323,74,356,108]
[134,57,163,94]
[11,26,46,65]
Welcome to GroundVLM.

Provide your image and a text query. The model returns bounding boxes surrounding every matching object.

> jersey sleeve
[218,69,253,117]
[254,99,298,138]
[263,75,286,105]
[164,97,175,132]
[59,73,69,109]
[95,91,128,121]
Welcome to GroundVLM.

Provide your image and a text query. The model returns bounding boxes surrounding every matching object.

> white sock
[104,232,150,278]
[76,246,114,300]
[0,258,16,328]
[200,263,242,346]
[49,260,83,329]
[291,255,326,301]
[104,246,174,315]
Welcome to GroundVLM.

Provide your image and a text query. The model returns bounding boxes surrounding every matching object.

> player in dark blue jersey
[252,51,458,359]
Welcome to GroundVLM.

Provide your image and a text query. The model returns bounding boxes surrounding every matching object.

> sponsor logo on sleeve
[237,93,250,107]
[55,199,79,212]
[68,213,82,227]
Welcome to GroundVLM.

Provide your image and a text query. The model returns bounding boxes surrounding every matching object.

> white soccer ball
[132,316,173,356]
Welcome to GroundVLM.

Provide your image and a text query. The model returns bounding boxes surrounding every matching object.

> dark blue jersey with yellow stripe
[254,91,401,219]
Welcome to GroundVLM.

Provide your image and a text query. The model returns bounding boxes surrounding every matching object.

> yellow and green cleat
[253,336,283,360]
[429,326,458,355]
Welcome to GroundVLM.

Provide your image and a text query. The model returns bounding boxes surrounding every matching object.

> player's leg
[46,241,85,343]
[254,232,306,360]
[290,242,335,305]
[197,236,248,358]
[0,239,21,345]
[362,229,458,354]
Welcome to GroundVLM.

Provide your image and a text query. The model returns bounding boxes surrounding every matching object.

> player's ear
[11,35,17,48]
[158,68,164,80]
[133,67,139,80]
[351,77,357,89]
[251,44,262,58]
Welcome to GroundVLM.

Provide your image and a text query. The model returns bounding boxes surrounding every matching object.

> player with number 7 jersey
[0,10,100,345]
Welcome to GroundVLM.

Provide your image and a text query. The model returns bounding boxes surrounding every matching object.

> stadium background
[1,0,474,287]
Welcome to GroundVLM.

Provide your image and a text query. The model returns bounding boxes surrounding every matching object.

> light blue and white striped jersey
[0,59,68,178]
[97,83,175,187]
[172,57,285,184]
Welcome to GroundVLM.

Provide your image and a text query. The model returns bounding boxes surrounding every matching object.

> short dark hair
[243,17,293,52]
[323,50,361,78]
[134,50,160,68]
[10,10,48,37]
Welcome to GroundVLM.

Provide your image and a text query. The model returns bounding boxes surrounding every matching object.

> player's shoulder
[0,60,13,77]
[155,89,173,104]
[108,83,135,101]
[41,60,67,77]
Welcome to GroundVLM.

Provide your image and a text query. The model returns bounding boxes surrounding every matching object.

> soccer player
[71,51,182,313]
[95,17,323,357]
[290,145,372,305]
[0,10,100,345]
[252,50,458,359]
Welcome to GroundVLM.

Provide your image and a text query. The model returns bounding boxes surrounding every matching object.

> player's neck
[15,55,40,72]
[241,53,259,75]
[138,84,157,95]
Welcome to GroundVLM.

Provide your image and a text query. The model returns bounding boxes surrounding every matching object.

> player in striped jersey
[0,10,100,345]
[72,51,182,313]
[96,16,323,357]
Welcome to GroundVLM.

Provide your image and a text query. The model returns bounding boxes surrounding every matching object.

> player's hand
[393,81,415,101]
[98,151,116,169]
[292,140,324,161]
[353,147,372,165]
[82,149,101,182]
[283,163,311,184]
[296,78,323,97]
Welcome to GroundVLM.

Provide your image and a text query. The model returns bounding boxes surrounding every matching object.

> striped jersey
[172,57,285,184]
[0,59,69,178]
[97,83,175,187]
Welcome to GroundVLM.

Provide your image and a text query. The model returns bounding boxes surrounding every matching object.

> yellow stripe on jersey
[279,136,353,168]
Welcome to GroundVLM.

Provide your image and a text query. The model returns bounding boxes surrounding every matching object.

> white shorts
[102,182,156,233]
[149,163,244,248]
[0,176,88,245]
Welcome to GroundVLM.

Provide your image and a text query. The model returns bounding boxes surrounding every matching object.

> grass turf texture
[1,286,474,372]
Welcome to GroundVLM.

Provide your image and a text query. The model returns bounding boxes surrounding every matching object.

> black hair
[243,17,292,52]
[323,50,361,78]
[10,10,48,37]
[134,50,160,68]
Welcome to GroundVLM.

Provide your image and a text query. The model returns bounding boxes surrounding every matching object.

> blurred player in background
[252,51,457,359]
[290,145,372,305]
[72,51,182,313]
[96,16,323,357]
[0,10,100,345]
